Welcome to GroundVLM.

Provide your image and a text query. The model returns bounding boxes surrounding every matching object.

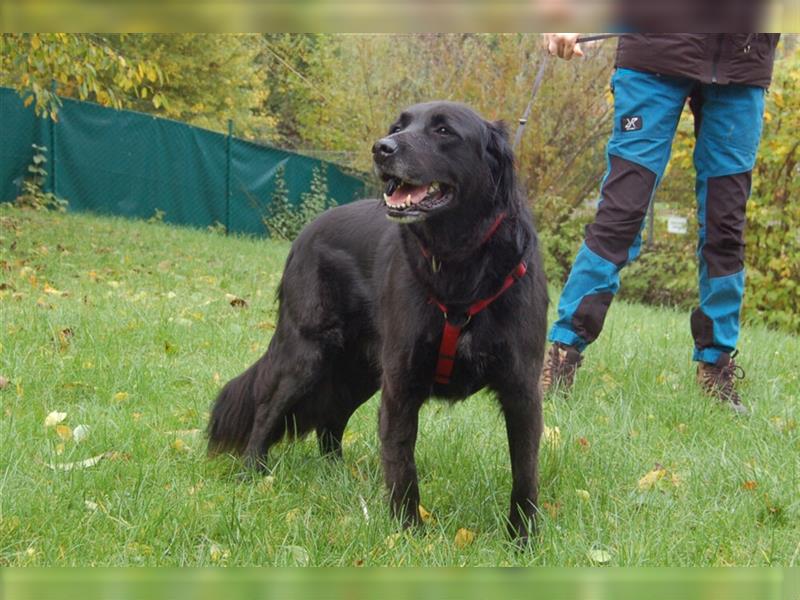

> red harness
[417,212,528,385]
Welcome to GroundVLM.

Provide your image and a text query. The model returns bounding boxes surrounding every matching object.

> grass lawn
[0,206,798,567]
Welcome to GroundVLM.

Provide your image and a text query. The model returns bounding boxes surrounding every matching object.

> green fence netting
[0,87,368,236]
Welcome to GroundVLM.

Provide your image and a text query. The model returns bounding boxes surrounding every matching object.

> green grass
[0,206,798,567]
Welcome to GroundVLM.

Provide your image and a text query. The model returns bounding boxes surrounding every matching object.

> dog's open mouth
[382,177,453,222]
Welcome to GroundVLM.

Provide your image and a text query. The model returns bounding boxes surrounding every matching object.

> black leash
[512,34,621,151]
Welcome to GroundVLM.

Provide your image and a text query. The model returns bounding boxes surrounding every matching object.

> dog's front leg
[497,380,542,545]
[379,379,424,528]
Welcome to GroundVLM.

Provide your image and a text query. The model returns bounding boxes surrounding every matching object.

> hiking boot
[696,351,749,415]
[541,343,583,394]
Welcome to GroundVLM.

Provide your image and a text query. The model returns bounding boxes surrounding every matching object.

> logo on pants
[621,116,643,132]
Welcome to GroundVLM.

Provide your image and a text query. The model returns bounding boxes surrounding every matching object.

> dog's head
[372,101,516,224]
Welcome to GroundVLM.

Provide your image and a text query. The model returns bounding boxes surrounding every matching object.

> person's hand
[544,33,584,60]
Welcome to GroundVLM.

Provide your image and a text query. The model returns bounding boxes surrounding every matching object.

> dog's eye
[389,125,402,134]
[435,126,452,136]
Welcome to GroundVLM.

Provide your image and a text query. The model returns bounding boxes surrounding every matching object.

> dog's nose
[372,137,398,159]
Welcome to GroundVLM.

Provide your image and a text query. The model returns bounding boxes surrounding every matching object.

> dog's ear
[485,120,517,195]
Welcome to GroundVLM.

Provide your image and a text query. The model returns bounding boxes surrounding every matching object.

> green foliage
[147,208,166,224]
[14,144,67,212]
[262,165,334,241]
[103,34,277,139]
[617,236,698,310]
[0,33,164,119]
[263,33,614,205]
[262,166,295,241]
[534,194,593,286]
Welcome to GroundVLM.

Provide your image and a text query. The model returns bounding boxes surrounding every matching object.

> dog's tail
[207,357,267,455]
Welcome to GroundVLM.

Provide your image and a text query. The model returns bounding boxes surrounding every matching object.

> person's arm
[544,33,584,60]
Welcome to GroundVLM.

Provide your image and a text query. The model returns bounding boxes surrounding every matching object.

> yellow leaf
[543,425,561,448]
[418,504,432,523]
[454,527,475,549]
[113,391,129,402]
[171,438,190,453]
[637,465,666,491]
[23,95,34,108]
[44,411,67,427]
[55,424,73,441]
[588,548,612,564]
[576,489,590,502]
[385,532,403,549]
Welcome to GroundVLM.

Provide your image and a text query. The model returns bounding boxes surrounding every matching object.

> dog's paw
[238,454,269,480]
[507,515,537,549]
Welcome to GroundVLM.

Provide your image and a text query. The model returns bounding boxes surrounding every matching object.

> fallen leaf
[171,438,190,453]
[418,504,432,523]
[55,424,73,441]
[113,391,129,402]
[209,543,230,563]
[543,425,561,448]
[637,464,667,491]
[44,411,67,427]
[43,284,68,297]
[542,501,560,519]
[576,489,590,502]
[577,437,590,450]
[225,293,248,308]
[0,375,9,389]
[73,424,90,443]
[47,452,110,471]
[84,500,98,511]
[57,328,73,351]
[742,480,758,491]
[454,527,476,549]
[384,532,403,549]
[587,548,612,564]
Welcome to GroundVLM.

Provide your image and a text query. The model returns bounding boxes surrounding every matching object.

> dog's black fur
[208,101,548,542]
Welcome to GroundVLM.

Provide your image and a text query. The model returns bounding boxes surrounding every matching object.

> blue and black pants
[549,68,765,363]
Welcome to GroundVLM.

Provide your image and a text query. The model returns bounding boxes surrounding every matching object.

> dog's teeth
[405,194,411,203]
[428,182,440,194]
[383,193,390,203]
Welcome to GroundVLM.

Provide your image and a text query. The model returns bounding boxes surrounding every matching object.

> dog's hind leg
[316,355,380,459]
[241,339,329,472]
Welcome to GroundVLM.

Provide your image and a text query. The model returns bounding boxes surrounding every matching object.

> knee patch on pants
[585,155,657,266]
[702,173,749,278]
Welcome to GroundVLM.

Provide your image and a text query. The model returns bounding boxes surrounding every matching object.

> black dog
[208,101,548,542]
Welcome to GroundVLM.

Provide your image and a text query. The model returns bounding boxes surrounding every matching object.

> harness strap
[431,261,528,385]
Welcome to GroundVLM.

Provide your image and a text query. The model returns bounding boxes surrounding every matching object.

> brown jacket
[616,34,781,88]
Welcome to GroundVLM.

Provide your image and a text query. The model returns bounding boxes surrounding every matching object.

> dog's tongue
[387,182,428,208]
